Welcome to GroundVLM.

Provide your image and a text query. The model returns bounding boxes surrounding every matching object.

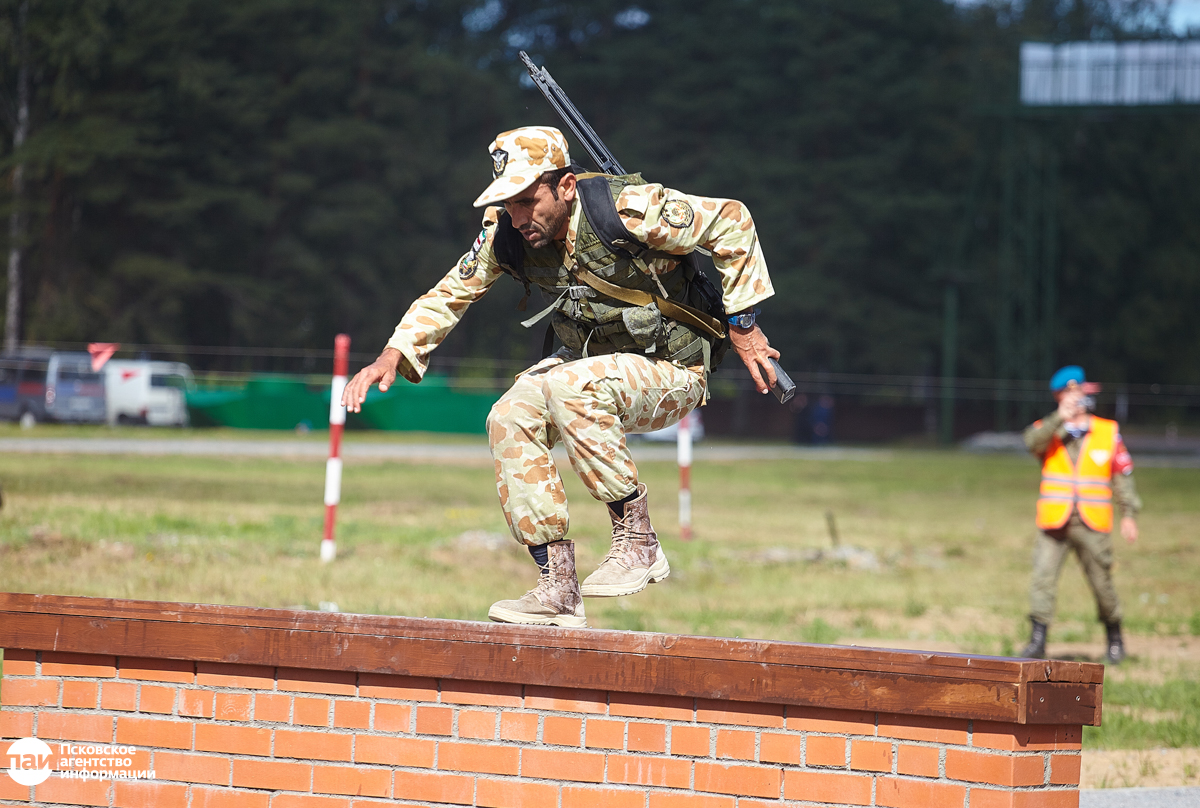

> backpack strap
[575,175,680,264]
[491,212,532,310]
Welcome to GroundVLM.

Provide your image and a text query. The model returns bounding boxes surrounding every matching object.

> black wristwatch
[728,307,760,329]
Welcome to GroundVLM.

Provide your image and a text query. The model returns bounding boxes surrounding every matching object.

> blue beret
[1049,365,1086,392]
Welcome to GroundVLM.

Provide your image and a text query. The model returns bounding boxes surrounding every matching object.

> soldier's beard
[522,200,570,249]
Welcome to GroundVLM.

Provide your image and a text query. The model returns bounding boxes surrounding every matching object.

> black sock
[529,544,549,570]
[610,489,639,519]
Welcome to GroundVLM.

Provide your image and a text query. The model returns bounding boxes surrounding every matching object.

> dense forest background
[0,0,1197,385]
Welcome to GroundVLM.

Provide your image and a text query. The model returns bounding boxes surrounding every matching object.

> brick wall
[0,593,1100,808]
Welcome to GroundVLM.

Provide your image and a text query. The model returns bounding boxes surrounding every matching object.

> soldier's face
[504,174,576,249]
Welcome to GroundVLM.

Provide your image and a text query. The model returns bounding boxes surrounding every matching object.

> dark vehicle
[0,347,52,426]
[45,352,106,424]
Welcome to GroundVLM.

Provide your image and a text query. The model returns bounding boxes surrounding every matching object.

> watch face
[732,313,755,328]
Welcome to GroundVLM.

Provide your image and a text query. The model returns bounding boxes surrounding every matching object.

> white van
[104,360,194,426]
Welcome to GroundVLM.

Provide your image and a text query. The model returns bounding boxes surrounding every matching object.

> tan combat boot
[580,484,670,597]
[488,540,586,627]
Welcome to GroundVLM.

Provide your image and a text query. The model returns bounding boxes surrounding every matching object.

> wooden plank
[1025,682,1103,725]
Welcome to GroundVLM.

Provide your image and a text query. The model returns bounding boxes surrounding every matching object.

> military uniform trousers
[486,352,706,547]
[1029,511,1122,626]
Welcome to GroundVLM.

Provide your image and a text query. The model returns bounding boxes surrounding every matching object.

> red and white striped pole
[321,334,350,563]
[678,410,693,541]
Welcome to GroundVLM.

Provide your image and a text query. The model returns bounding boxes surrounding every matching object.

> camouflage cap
[472,126,571,208]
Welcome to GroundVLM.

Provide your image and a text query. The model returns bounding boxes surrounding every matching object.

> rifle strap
[572,267,726,341]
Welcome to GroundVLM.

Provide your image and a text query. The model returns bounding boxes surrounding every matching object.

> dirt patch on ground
[1083,748,1200,789]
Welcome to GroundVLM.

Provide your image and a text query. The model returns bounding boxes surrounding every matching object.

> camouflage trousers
[486,351,706,546]
[1029,512,1122,626]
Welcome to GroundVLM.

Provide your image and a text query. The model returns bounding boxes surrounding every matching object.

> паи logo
[6,737,53,786]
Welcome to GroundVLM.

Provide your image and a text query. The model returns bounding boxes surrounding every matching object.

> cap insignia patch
[491,149,509,178]
[661,199,695,229]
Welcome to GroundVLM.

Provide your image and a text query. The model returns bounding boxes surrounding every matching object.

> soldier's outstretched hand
[342,347,401,413]
[730,325,780,394]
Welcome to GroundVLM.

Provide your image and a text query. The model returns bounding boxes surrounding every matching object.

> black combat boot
[1020,619,1047,658]
[1105,621,1126,665]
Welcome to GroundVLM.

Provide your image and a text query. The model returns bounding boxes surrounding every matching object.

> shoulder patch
[660,199,695,229]
[459,227,488,279]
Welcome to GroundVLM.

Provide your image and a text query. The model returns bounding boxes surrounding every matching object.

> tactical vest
[492,173,729,373]
[1036,416,1117,533]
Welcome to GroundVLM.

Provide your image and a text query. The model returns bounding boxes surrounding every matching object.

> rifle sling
[572,267,727,341]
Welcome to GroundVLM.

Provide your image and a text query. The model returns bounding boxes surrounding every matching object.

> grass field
[0,426,1197,758]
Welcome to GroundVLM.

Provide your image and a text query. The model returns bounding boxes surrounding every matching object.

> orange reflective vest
[1036,416,1116,533]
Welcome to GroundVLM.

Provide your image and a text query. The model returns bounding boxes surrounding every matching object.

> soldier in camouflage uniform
[343,127,779,627]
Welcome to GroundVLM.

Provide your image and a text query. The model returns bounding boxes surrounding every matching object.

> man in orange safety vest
[1020,365,1140,664]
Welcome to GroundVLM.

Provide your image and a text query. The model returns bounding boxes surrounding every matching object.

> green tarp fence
[187,375,501,434]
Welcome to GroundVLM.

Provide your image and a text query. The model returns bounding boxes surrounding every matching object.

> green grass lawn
[0,432,1197,749]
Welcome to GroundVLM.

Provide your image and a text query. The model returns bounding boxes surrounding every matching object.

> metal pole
[677,411,693,541]
[321,334,350,563]
[939,283,958,445]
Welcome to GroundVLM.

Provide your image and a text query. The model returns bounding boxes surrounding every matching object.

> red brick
[334,700,371,730]
[1,649,37,676]
[115,716,191,750]
[500,711,538,742]
[279,667,356,696]
[784,770,872,805]
[36,711,113,743]
[41,652,116,678]
[898,744,940,777]
[523,748,605,783]
[759,732,801,764]
[1,678,58,707]
[946,749,1045,787]
[457,709,496,740]
[179,689,214,718]
[786,706,876,735]
[357,673,437,701]
[610,691,693,721]
[0,774,30,801]
[543,715,583,746]
[972,789,1015,808]
[354,735,434,767]
[879,713,970,745]
[113,780,188,808]
[61,680,99,708]
[392,770,473,805]
[415,705,453,735]
[196,662,275,690]
[272,797,353,808]
[33,776,110,806]
[293,696,332,726]
[648,793,735,808]
[695,761,781,798]
[524,685,607,714]
[275,728,353,762]
[439,679,521,708]
[876,776,968,808]
[191,786,271,808]
[214,692,253,721]
[0,709,34,740]
[476,778,558,808]
[118,657,194,684]
[154,751,231,785]
[1051,753,1082,785]
[232,758,313,790]
[1012,791,1081,808]
[671,725,711,756]
[715,728,755,760]
[973,721,1083,752]
[607,753,691,788]
[586,718,626,750]
[563,785,645,808]
[806,734,847,767]
[628,721,666,753]
[438,740,518,775]
[254,693,291,723]
[313,764,391,798]
[374,703,410,733]
[194,723,272,756]
[697,699,784,729]
[851,738,893,772]
[139,684,177,715]
[101,681,138,711]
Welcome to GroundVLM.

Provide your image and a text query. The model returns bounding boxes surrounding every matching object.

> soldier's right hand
[342,347,401,413]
